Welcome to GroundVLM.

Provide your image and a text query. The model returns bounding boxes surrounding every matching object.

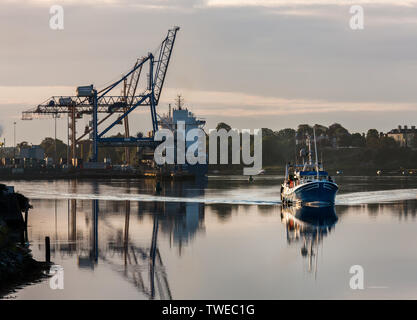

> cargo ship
[157,95,208,178]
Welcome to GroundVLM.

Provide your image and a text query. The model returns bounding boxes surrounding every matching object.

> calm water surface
[4,175,417,299]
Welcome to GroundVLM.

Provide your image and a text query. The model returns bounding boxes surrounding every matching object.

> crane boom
[153,26,180,105]
[127,58,144,106]
[22,27,179,120]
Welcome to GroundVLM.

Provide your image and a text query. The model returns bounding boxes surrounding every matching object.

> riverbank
[0,240,49,297]
[0,186,49,297]
[0,167,200,181]
[1,165,416,181]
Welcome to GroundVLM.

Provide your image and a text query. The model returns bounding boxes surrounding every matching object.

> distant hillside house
[387,125,417,148]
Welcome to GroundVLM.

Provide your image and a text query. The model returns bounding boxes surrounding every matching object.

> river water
[3,175,417,299]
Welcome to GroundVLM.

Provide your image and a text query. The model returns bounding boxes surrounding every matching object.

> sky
[1,0,417,145]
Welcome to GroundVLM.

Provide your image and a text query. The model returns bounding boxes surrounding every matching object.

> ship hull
[183,163,208,178]
[281,181,338,206]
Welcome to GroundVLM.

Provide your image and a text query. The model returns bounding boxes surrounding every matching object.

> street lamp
[13,121,16,158]
[54,112,57,167]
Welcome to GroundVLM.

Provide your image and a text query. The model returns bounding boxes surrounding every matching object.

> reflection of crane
[22,27,180,165]
[101,201,172,300]
[66,197,172,299]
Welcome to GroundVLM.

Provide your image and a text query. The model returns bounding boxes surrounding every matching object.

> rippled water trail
[12,176,417,205]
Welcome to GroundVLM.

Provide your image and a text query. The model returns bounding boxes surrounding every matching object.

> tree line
[17,122,417,173]
[261,123,417,172]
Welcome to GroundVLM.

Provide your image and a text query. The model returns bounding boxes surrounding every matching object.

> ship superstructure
[158,95,207,178]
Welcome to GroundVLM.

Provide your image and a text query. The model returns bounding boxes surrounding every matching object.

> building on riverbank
[387,125,417,148]
[0,145,44,160]
[18,145,44,160]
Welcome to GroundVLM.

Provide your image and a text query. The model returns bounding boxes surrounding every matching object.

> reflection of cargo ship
[157,95,208,178]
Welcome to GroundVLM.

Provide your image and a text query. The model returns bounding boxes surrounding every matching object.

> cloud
[1,85,416,145]
[11,0,417,6]
[5,0,204,10]
[3,85,414,118]
[160,88,417,117]
[2,0,417,142]
[9,0,417,10]
[206,0,417,7]
[6,0,120,5]
[0,86,74,105]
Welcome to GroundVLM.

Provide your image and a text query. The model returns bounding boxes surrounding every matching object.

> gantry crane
[22,27,180,165]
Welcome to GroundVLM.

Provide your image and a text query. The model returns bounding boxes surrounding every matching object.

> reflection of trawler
[281,204,338,276]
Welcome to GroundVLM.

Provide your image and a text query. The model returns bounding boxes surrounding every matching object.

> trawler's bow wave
[14,186,417,206]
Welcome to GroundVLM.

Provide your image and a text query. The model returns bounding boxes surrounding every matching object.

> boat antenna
[321,151,323,169]
[313,127,319,180]
[294,133,297,165]
[176,94,184,110]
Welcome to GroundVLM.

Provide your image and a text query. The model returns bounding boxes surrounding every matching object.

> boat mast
[285,163,288,180]
[313,128,319,180]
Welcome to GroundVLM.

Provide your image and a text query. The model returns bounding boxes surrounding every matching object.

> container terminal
[0,27,207,181]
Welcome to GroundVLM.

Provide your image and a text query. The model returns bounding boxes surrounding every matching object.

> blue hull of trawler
[284,181,338,206]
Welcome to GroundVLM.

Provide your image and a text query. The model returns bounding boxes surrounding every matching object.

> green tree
[351,133,366,147]
[313,124,328,136]
[262,128,296,165]
[338,134,352,147]
[328,123,351,147]
[297,124,313,137]
[366,129,380,148]
[216,122,232,131]
[17,141,30,149]
[40,137,68,159]
[277,128,296,140]
[379,136,397,149]
[262,128,275,137]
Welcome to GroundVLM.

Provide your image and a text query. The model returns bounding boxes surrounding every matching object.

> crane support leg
[123,79,130,165]
[124,112,130,164]
[70,105,76,167]
[92,90,98,162]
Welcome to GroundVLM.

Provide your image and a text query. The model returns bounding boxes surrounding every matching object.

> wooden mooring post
[45,236,51,263]
[24,209,28,243]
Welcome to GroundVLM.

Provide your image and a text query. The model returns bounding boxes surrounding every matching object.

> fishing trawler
[280,129,338,206]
